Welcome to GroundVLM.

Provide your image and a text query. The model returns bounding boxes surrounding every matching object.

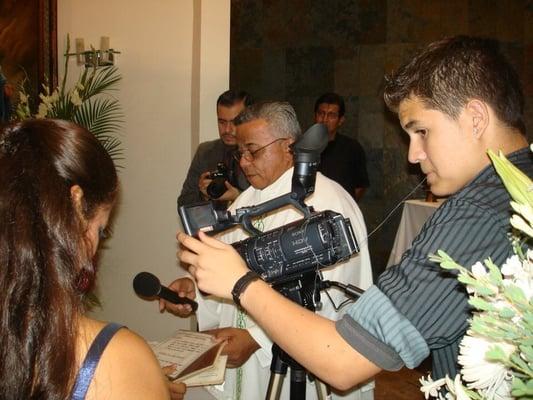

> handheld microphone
[133,272,198,312]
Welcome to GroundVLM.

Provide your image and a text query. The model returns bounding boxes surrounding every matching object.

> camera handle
[236,191,313,236]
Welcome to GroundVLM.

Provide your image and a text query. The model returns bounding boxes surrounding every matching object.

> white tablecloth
[386,199,443,268]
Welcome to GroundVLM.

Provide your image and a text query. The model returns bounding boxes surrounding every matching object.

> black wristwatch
[231,271,261,308]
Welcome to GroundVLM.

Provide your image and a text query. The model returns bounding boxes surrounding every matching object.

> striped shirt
[336,146,533,379]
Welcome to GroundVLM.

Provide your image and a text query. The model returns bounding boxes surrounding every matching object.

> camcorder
[179,123,360,306]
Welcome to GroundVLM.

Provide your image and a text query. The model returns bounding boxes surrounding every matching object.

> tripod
[264,274,331,400]
[266,342,330,400]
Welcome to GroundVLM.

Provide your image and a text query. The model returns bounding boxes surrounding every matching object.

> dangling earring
[76,267,95,293]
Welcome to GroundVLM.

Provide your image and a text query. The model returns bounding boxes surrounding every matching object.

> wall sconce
[67,36,121,68]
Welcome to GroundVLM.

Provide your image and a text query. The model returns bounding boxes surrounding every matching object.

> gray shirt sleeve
[336,285,429,371]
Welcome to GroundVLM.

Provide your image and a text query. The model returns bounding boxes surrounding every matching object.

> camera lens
[207,177,227,199]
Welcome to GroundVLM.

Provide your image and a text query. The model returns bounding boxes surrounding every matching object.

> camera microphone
[133,271,198,312]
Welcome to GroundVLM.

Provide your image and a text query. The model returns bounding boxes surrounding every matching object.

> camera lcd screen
[179,202,217,236]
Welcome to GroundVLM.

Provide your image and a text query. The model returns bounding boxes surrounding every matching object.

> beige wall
[58,0,230,340]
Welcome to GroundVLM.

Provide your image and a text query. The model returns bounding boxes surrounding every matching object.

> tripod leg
[289,369,307,400]
[266,372,285,400]
[314,379,331,400]
[267,352,287,400]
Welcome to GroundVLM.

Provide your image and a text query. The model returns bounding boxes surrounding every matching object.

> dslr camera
[207,162,231,199]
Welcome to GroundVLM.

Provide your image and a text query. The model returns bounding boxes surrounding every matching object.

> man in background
[177,90,252,208]
[314,92,369,201]
[165,102,374,400]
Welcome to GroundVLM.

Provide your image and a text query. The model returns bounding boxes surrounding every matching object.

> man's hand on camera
[159,277,196,317]
[204,327,260,368]
[216,181,240,202]
[177,231,249,299]
[198,171,212,199]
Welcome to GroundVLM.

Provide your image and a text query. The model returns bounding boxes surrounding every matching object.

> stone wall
[230,0,533,279]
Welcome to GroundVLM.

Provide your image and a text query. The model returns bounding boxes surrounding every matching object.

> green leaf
[511,352,531,372]
[485,258,503,285]
[457,274,479,286]
[520,345,533,361]
[469,297,496,311]
[486,345,508,361]
[505,284,528,304]
[499,307,516,319]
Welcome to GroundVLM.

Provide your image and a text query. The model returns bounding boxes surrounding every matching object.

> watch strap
[231,271,261,308]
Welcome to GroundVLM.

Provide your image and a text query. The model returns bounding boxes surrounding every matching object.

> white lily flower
[70,90,83,106]
[39,93,52,106]
[510,214,533,237]
[511,201,533,224]
[36,102,49,119]
[50,89,60,103]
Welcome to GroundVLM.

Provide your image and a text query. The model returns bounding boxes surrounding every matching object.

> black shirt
[318,133,369,199]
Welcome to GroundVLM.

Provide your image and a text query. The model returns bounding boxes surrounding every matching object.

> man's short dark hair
[314,92,346,117]
[217,90,254,108]
[384,35,525,134]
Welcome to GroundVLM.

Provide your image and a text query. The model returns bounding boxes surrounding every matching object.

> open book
[150,330,227,387]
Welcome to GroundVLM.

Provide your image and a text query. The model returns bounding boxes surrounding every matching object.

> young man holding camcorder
[178,36,533,397]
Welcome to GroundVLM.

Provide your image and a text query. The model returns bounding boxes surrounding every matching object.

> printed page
[151,330,218,380]
[181,355,228,387]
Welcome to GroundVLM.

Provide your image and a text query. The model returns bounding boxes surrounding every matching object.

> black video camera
[207,162,230,199]
[179,123,359,287]
[233,210,358,285]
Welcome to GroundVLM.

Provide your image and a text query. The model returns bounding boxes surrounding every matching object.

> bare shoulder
[85,324,169,400]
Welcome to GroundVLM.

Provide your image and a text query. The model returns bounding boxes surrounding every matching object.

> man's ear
[70,185,86,220]
[465,99,489,138]
[284,138,295,153]
[338,115,346,127]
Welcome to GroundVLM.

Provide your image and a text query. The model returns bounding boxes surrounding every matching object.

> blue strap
[71,322,124,400]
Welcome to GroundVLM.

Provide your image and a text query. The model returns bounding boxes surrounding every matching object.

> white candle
[75,38,85,53]
[100,36,110,52]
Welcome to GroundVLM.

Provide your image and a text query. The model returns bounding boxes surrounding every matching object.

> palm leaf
[73,97,123,164]
[74,98,122,134]
[48,94,77,119]
[81,66,121,100]
[13,37,124,167]
[97,135,123,163]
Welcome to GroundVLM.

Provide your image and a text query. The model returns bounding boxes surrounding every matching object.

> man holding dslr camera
[177,90,252,208]
[164,102,373,400]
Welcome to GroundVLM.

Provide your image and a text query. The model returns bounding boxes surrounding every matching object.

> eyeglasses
[233,138,287,162]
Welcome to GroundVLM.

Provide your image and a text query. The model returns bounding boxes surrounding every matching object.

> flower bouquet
[420,148,533,399]
[14,36,123,164]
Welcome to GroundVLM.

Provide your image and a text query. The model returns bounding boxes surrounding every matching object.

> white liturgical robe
[197,168,374,400]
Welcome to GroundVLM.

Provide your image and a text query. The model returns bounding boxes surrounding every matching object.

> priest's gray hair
[234,101,302,140]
